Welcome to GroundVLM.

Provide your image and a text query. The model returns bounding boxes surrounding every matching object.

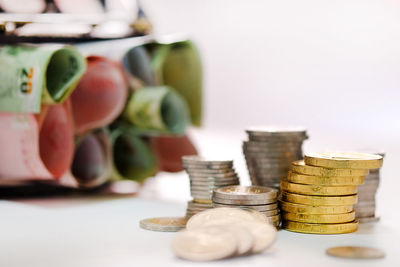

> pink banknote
[71,56,128,135]
[0,102,74,180]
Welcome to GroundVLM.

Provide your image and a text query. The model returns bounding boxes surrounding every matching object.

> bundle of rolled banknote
[0,37,202,189]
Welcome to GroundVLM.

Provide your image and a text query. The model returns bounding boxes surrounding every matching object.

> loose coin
[233,221,277,254]
[282,211,355,224]
[282,220,359,234]
[139,217,187,232]
[291,160,369,177]
[172,226,237,261]
[280,180,358,196]
[287,171,365,186]
[326,246,385,259]
[279,200,354,214]
[213,185,278,200]
[280,191,358,206]
[304,152,383,170]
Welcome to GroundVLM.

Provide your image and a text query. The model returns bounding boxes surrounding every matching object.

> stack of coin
[355,152,384,223]
[182,156,240,218]
[242,127,308,189]
[212,185,280,227]
[280,152,383,234]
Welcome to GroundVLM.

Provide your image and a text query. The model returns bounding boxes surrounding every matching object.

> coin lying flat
[280,191,358,206]
[186,207,267,230]
[304,152,383,170]
[172,226,238,261]
[213,185,278,200]
[291,160,369,177]
[326,246,385,259]
[280,180,358,196]
[282,220,359,234]
[279,200,354,214]
[287,171,365,186]
[140,217,187,232]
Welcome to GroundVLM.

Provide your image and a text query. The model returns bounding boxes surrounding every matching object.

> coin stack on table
[355,152,384,223]
[280,152,383,234]
[242,127,308,189]
[212,185,280,227]
[182,156,240,218]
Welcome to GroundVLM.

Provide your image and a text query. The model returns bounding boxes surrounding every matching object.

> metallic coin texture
[326,246,385,259]
[140,217,187,232]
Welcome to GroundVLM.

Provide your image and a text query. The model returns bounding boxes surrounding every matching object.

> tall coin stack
[212,185,280,227]
[242,127,308,189]
[182,156,240,218]
[355,152,384,223]
[280,152,383,234]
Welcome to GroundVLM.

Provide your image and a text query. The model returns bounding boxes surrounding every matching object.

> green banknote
[123,86,189,134]
[0,45,86,113]
[151,41,202,126]
[110,124,157,182]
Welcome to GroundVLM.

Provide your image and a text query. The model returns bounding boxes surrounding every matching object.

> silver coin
[245,126,307,136]
[355,210,375,218]
[259,209,280,216]
[139,217,187,232]
[212,202,279,211]
[357,194,376,202]
[172,225,238,261]
[358,216,380,223]
[212,196,277,205]
[184,168,235,174]
[213,185,278,200]
[188,172,238,178]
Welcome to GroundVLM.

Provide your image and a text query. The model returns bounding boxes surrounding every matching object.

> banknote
[0,102,74,180]
[110,124,157,182]
[70,56,127,135]
[0,44,86,113]
[123,86,189,134]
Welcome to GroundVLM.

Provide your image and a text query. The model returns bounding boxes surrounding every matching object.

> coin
[358,216,380,223]
[186,207,267,230]
[139,217,187,232]
[193,199,213,204]
[304,152,383,170]
[188,172,238,178]
[282,211,355,224]
[287,171,365,186]
[280,191,358,206]
[213,202,279,211]
[279,200,354,214]
[280,180,358,196]
[184,168,235,174]
[246,126,307,136]
[212,196,277,205]
[292,160,369,177]
[222,225,255,255]
[326,246,385,259]
[282,220,359,234]
[213,185,278,200]
[172,226,237,261]
[233,221,277,254]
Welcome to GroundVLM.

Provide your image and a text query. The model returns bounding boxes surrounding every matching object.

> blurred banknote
[0,45,86,113]
[0,102,74,180]
[123,86,189,134]
[70,56,127,135]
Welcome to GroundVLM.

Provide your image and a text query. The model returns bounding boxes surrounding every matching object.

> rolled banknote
[123,86,189,134]
[151,40,202,126]
[58,128,112,188]
[0,44,86,113]
[70,56,128,135]
[0,102,74,180]
[149,135,198,172]
[110,124,157,182]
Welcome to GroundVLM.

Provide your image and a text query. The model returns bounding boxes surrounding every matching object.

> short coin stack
[182,156,240,218]
[355,152,384,223]
[242,127,308,189]
[212,185,280,227]
[280,152,383,234]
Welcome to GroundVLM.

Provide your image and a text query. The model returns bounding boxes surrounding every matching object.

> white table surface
[1,128,399,267]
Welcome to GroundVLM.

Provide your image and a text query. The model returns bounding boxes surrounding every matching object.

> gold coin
[280,191,357,206]
[282,211,355,223]
[279,200,353,214]
[326,246,385,259]
[193,199,213,204]
[280,180,357,196]
[291,160,369,177]
[304,152,383,170]
[287,171,365,186]
[282,220,359,234]
[139,217,187,232]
